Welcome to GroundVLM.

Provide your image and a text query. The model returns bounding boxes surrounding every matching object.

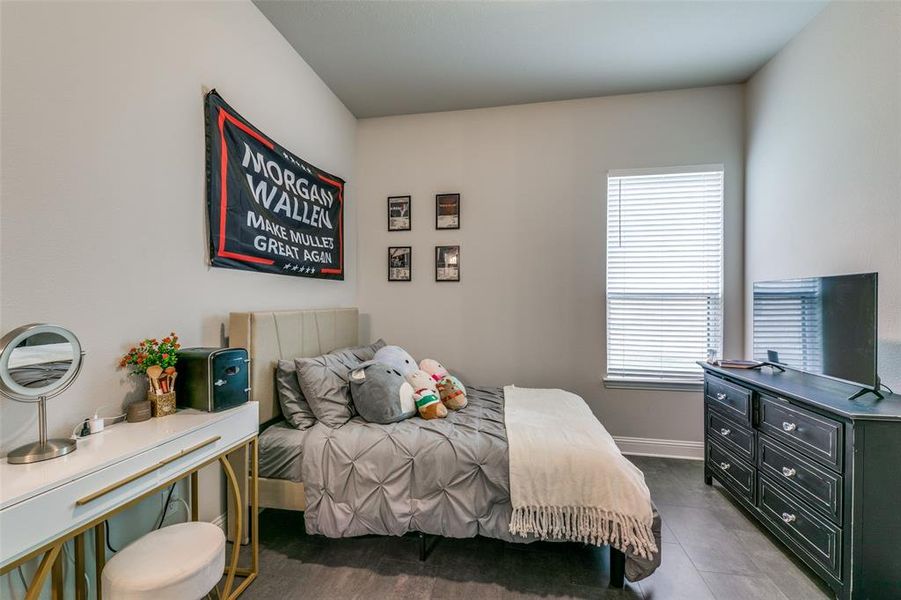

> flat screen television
[752,273,878,390]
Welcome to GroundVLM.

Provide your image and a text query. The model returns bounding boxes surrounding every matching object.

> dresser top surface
[0,402,258,510]
[700,363,901,421]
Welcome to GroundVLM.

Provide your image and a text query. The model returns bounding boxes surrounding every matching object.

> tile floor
[237,456,833,599]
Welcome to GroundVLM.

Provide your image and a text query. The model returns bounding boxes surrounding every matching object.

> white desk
[0,402,259,600]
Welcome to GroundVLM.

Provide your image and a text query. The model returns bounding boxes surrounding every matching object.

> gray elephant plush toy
[349,361,416,424]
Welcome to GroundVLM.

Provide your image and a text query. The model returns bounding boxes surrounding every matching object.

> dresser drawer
[758,476,841,577]
[706,409,755,462]
[759,396,843,471]
[758,436,842,525]
[705,376,752,425]
[707,441,755,504]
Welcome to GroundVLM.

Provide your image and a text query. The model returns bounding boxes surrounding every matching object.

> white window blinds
[752,278,823,372]
[606,166,724,383]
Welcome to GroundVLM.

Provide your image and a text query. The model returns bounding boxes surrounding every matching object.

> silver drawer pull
[715,392,727,401]
[719,461,731,471]
[719,428,731,436]
[781,512,797,524]
[782,466,797,478]
[782,421,797,432]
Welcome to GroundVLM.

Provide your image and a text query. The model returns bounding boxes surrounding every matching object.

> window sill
[603,377,703,392]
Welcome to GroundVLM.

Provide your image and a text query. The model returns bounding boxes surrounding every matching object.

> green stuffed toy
[419,359,467,411]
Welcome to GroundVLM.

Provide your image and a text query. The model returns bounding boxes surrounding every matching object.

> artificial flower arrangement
[120,333,180,417]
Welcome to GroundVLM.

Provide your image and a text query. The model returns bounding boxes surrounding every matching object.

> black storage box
[175,347,249,412]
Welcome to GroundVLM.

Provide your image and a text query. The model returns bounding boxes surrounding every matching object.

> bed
[228,308,661,585]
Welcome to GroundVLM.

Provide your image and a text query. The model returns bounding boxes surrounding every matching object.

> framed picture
[435,193,460,230]
[388,246,412,281]
[388,196,411,231]
[435,245,460,282]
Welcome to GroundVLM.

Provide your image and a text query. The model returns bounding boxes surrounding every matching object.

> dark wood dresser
[700,363,901,600]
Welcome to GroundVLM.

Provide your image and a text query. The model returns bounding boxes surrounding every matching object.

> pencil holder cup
[149,390,176,417]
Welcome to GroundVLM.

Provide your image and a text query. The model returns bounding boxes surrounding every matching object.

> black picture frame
[435,193,460,230]
[387,196,412,231]
[435,245,460,282]
[388,246,412,281]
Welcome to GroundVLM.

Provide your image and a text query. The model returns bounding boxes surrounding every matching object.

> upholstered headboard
[228,308,359,425]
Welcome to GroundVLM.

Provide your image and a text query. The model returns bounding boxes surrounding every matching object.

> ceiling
[254,0,826,119]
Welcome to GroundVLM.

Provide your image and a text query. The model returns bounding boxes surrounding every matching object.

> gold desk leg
[219,454,243,600]
[51,548,63,600]
[24,544,62,600]
[225,444,249,545]
[94,522,106,600]
[250,437,259,577]
[191,471,199,521]
[219,438,259,599]
[75,533,86,600]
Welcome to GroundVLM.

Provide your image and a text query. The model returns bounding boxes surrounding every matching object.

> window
[605,166,724,387]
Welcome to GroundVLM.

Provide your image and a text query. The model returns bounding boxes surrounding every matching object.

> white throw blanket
[504,385,657,558]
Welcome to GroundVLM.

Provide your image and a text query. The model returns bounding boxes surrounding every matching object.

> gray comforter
[301,386,661,580]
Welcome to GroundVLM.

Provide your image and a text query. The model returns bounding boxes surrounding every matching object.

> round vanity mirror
[0,324,84,464]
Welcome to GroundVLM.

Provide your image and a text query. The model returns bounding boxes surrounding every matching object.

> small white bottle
[89,413,104,434]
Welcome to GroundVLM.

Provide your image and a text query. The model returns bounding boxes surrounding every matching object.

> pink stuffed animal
[419,359,467,410]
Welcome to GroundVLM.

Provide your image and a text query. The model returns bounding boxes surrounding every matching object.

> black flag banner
[205,90,344,279]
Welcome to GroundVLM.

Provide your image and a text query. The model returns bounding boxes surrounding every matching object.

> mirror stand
[1,323,84,464]
[7,395,77,464]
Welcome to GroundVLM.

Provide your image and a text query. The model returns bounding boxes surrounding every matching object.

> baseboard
[614,436,704,460]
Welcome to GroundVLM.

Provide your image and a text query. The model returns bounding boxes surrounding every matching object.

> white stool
[101,521,225,600]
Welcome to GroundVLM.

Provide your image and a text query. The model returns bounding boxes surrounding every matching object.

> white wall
[1,1,355,595]
[745,1,901,389]
[1,0,356,452]
[356,86,745,443]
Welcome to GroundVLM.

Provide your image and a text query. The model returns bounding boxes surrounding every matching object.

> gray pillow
[294,340,386,428]
[330,338,386,364]
[275,360,317,430]
[349,361,416,424]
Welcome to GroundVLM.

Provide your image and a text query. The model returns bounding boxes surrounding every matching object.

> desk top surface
[0,402,258,510]
[701,363,901,421]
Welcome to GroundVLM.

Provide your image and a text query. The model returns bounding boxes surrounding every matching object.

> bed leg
[419,532,426,562]
[610,547,625,588]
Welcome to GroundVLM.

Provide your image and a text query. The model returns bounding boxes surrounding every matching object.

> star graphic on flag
[292,265,300,271]
[283,263,292,270]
